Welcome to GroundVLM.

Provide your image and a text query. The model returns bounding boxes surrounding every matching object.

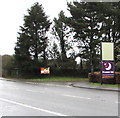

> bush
[115,72,120,84]
[51,68,81,77]
[88,72,120,84]
[88,72,100,83]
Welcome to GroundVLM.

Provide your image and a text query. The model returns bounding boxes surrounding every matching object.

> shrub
[88,72,120,84]
[115,72,120,84]
[88,72,100,83]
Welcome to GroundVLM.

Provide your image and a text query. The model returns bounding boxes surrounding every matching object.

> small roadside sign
[102,61,115,79]
[40,67,50,74]
[101,42,115,84]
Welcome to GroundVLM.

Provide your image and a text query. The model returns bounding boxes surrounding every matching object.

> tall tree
[98,2,120,63]
[49,42,61,59]
[52,11,71,61]
[68,2,102,73]
[67,2,120,72]
[15,31,32,75]
[14,2,51,77]
[23,2,51,61]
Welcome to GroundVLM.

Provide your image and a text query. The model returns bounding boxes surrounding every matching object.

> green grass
[89,83,119,88]
[5,77,119,88]
[29,77,88,82]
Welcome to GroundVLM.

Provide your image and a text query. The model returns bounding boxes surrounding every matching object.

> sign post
[101,42,114,84]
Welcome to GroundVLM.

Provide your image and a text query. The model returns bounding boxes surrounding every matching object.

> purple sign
[102,61,115,79]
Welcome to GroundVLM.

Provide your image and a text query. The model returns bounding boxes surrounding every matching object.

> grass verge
[89,83,119,88]
[29,77,88,82]
[4,77,119,88]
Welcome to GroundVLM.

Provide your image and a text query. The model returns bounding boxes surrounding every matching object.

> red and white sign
[40,67,50,74]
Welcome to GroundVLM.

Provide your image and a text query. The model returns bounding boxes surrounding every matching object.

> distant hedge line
[9,68,89,79]
[50,68,88,78]
[88,72,120,84]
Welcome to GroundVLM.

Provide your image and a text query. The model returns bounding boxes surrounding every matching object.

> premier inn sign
[102,61,115,79]
[102,42,114,61]
[101,42,114,79]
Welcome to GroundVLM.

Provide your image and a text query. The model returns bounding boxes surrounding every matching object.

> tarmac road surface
[0,77,118,117]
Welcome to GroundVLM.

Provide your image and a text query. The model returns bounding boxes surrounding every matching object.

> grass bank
[89,83,119,88]
[29,77,88,82]
[4,77,119,88]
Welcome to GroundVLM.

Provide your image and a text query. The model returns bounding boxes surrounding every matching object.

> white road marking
[11,87,19,90]
[63,94,91,100]
[26,89,38,92]
[7,86,19,90]
[66,86,72,88]
[0,98,67,116]
[25,82,34,84]
[115,101,120,104]
[46,84,67,87]
[25,82,65,87]
[54,85,64,87]
[42,84,62,87]
[5,85,16,87]
[26,89,45,93]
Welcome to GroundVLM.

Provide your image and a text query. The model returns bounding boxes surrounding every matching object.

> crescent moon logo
[105,63,112,70]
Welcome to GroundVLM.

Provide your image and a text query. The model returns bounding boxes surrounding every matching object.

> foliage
[2,55,15,77]
[14,2,51,77]
[47,42,61,60]
[11,2,120,78]
[67,2,103,73]
[67,2,120,73]
[88,72,120,84]
[97,2,120,63]
[52,11,73,61]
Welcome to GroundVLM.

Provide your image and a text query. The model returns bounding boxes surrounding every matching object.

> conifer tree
[52,11,70,61]
[68,2,102,73]
[14,2,51,77]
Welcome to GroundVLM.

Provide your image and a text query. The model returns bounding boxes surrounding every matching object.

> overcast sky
[0,0,76,55]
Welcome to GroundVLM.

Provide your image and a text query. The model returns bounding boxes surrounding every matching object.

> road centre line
[25,82,33,84]
[26,89,45,93]
[63,94,91,100]
[115,101,120,104]
[4,84,16,87]
[25,82,65,87]
[5,85,19,90]
[0,98,67,116]
[66,86,72,88]
[37,83,64,87]
[64,94,118,104]
[10,87,19,90]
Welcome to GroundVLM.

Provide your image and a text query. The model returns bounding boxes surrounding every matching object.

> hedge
[88,72,120,84]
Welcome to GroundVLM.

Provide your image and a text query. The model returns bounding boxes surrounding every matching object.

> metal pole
[100,42,103,85]
[90,50,94,82]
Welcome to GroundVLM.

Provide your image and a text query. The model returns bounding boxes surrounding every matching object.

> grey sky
[0,0,74,55]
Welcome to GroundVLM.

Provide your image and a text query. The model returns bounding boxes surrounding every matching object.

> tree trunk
[60,30,67,61]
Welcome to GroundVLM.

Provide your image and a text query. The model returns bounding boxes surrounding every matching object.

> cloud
[0,0,73,55]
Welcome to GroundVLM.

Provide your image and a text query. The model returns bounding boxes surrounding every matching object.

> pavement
[0,77,119,92]
[69,81,120,92]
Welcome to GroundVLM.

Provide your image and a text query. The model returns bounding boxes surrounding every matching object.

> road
[0,77,118,117]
